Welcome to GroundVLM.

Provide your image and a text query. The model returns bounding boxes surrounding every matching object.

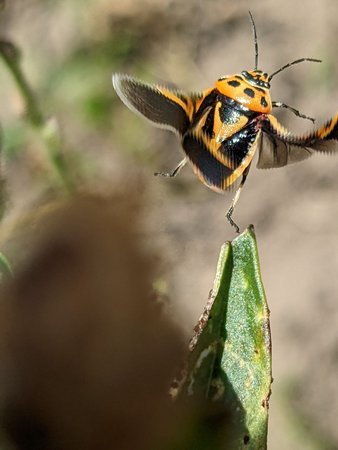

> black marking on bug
[218,104,243,135]
[218,119,259,167]
[182,132,233,188]
[261,97,268,108]
[255,86,266,94]
[219,95,258,117]
[202,105,216,139]
[244,87,255,98]
[228,80,241,87]
[191,90,218,129]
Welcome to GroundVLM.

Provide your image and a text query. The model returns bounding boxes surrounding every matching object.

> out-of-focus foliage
[0,195,187,450]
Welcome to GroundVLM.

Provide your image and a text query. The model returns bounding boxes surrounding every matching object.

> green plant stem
[0,40,74,192]
[0,42,44,127]
[0,251,13,279]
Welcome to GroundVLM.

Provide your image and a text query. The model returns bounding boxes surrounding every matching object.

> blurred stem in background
[0,40,75,193]
[0,251,13,278]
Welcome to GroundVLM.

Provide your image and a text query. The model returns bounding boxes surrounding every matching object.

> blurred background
[0,0,337,448]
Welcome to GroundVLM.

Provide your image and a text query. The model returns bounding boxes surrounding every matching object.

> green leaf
[178,226,272,449]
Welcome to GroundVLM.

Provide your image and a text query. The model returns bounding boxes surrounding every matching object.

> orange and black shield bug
[112,12,338,233]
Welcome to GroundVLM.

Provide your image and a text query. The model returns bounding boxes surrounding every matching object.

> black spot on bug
[243,435,250,445]
[261,97,268,108]
[227,80,240,87]
[244,87,255,98]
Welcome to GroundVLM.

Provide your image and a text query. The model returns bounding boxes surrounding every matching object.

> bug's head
[214,12,272,113]
[241,70,270,89]
[215,13,321,114]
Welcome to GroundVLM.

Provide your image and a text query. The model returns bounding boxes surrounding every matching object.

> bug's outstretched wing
[258,114,338,168]
[182,121,261,193]
[112,73,200,135]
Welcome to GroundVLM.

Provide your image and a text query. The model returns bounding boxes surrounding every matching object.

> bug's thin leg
[154,157,187,178]
[226,164,251,234]
[272,101,315,123]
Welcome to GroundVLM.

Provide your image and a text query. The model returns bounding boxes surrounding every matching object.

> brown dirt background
[0,0,338,448]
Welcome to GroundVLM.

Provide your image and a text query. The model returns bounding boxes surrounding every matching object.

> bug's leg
[154,157,187,178]
[272,101,315,123]
[226,164,251,234]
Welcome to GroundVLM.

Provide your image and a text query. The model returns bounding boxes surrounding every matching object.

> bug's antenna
[248,11,258,70]
[269,58,322,81]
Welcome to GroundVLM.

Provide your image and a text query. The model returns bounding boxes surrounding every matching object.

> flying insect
[113,12,338,232]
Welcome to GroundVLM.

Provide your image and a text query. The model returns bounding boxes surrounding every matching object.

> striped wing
[182,121,261,192]
[258,114,338,169]
[113,73,200,135]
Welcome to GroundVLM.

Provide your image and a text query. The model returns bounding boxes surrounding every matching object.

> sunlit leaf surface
[179,226,272,450]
